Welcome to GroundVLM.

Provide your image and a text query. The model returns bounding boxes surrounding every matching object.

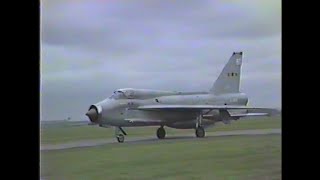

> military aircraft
[86,52,275,143]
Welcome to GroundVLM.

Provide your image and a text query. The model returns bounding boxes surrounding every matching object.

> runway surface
[40,128,281,151]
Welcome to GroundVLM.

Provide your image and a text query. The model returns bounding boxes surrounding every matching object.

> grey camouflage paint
[86,52,266,129]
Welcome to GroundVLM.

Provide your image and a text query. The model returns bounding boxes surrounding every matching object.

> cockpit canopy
[109,88,135,100]
[108,88,180,100]
[109,90,127,99]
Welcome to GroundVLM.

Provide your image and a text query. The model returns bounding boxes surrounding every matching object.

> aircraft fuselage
[88,89,248,129]
[85,52,274,142]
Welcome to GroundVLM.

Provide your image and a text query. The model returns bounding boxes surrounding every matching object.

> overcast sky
[41,0,281,121]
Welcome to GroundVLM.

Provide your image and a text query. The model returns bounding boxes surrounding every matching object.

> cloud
[41,0,281,120]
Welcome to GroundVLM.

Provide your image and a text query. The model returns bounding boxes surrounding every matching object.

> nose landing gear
[116,134,125,143]
[115,127,127,143]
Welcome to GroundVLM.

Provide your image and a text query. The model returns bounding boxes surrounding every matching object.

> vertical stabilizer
[210,52,243,95]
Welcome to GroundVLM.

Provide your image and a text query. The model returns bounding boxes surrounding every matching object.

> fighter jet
[86,52,276,143]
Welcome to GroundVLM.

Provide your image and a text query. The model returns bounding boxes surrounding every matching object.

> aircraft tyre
[195,126,205,138]
[117,134,125,143]
[157,127,166,139]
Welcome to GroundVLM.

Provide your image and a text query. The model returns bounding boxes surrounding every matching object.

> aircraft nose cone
[86,108,99,123]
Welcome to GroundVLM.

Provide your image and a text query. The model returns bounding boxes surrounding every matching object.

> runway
[40,128,281,151]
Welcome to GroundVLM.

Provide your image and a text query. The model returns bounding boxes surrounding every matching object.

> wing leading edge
[134,105,276,117]
[230,113,269,117]
[136,105,272,111]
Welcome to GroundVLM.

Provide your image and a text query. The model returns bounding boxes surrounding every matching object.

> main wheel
[195,126,205,138]
[157,127,166,139]
[117,134,125,143]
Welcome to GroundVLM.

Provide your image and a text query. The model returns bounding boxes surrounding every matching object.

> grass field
[40,116,281,145]
[41,134,281,180]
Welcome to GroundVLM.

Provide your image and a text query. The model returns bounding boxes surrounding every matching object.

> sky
[41,0,281,121]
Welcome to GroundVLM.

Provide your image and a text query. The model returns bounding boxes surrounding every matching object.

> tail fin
[210,52,243,95]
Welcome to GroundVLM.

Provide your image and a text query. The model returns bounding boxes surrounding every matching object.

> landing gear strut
[157,126,166,139]
[115,127,127,143]
[195,112,205,138]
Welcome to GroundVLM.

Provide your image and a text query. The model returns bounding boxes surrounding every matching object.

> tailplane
[210,52,243,95]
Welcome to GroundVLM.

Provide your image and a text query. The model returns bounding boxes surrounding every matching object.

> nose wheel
[117,134,125,143]
[157,127,166,139]
[115,127,127,143]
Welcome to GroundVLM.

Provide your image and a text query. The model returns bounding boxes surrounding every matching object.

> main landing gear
[195,112,205,138]
[115,112,206,142]
[157,126,166,139]
[195,126,205,138]
[115,127,127,143]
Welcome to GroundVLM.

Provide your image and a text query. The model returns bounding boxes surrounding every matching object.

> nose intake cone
[86,108,99,123]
